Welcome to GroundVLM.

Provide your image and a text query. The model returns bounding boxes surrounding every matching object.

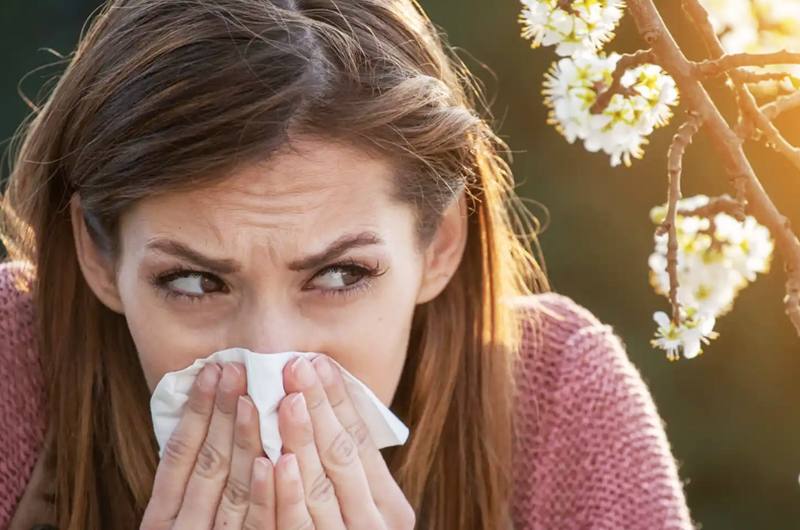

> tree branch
[680,0,723,57]
[631,0,800,335]
[741,94,800,173]
[735,71,797,84]
[696,51,800,77]
[677,194,746,220]
[661,116,703,324]
[761,90,800,120]
[679,0,800,172]
[590,49,657,114]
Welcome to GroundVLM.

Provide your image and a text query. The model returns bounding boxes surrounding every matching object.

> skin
[72,139,467,528]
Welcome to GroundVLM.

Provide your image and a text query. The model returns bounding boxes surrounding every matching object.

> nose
[233,304,317,354]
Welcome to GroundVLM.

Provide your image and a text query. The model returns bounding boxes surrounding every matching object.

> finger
[276,453,315,529]
[243,457,276,530]
[312,356,411,523]
[175,362,247,528]
[141,363,221,529]
[278,391,345,529]
[284,357,382,528]
[214,395,264,528]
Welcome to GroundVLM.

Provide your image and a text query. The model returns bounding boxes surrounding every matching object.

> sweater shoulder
[0,261,47,528]
[512,292,613,367]
[0,261,36,352]
[510,294,694,529]
[511,291,625,421]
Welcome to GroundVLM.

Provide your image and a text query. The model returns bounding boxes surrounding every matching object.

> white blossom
[543,52,679,167]
[519,0,625,56]
[648,196,774,355]
[715,214,775,281]
[652,311,718,361]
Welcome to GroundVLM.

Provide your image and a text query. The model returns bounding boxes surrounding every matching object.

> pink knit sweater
[0,261,694,529]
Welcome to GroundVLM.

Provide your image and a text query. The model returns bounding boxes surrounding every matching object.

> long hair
[1,1,547,527]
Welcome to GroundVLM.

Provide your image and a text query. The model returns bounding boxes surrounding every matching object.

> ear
[416,193,469,305]
[70,195,125,314]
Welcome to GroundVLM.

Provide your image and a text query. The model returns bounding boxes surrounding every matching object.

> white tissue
[150,348,410,464]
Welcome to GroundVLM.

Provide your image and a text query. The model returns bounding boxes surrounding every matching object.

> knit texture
[0,262,694,529]
[512,295,694,529]
[0,263,48,528]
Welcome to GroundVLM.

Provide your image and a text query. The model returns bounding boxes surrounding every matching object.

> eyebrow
[288,231,385,271]
[145,239,243,275]
[145,231,385,275]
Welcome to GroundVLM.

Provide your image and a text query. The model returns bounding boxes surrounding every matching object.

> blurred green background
[2,1,799,528]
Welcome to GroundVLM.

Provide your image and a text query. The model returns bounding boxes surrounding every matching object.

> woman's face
[78,140,465,405]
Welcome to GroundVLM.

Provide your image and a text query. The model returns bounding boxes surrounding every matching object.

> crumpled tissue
[150,348,409,463]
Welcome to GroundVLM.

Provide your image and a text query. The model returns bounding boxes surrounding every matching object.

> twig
[590,49,657,114]
[661,116,703,324]
[681,0,724,57]
[556,0,578,16]
[677,194,746,220]
[761,90,800,120]
[741,98,800,172]
[731,174,748,222]
[736,71,797,84]
[785,275,800,335]
[734,115,755,140]
[679,1,800,172]
[634,0,800,336]
[696,50,800,77]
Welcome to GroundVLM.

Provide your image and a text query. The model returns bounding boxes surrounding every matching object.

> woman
[0,0,694,528]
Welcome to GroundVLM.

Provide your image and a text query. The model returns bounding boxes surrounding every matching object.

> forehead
[121,140,408,251]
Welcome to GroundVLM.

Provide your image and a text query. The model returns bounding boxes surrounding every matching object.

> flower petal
[653,311,671,328]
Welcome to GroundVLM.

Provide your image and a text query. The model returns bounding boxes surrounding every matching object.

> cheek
[329,250,424,405]
[327,295,415,406]
[123,302,215,392]
[116,265,218,392]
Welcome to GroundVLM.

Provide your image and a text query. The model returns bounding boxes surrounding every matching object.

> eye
[154,270,227,297]
[307,265,369,291]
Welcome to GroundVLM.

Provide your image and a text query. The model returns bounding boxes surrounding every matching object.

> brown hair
[1,0,546,528]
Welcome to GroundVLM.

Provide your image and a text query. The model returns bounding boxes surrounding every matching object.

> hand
[141,362,276,530]
[276,355,416,530]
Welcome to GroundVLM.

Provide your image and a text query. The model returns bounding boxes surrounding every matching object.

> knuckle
[327,388,347,409]
[194,442,229,478]
[324,429,358,467]
[234,429,255,452]
[222,476,250,507]
[307,471,336,505]
[290,418,316,447]
[345,419,373,453]
[188,387,214,415]
[305,394,326,411]
[162,432,196,465]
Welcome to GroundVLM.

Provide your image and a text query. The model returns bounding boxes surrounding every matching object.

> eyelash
[311,259,387,300]
[148,260,387,303]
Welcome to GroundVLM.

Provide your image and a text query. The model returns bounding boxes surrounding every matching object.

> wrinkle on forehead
[123,140,402,267]
[193,142,394,227]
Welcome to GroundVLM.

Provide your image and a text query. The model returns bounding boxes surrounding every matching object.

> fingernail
[291,357,316,388]
[253,457,269,482]
[314,357,335,386]
[290,393,309,423]
[237,396,252,424]
[284,453,300,481]
[220,363,240,392]
[198,364,220,392]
